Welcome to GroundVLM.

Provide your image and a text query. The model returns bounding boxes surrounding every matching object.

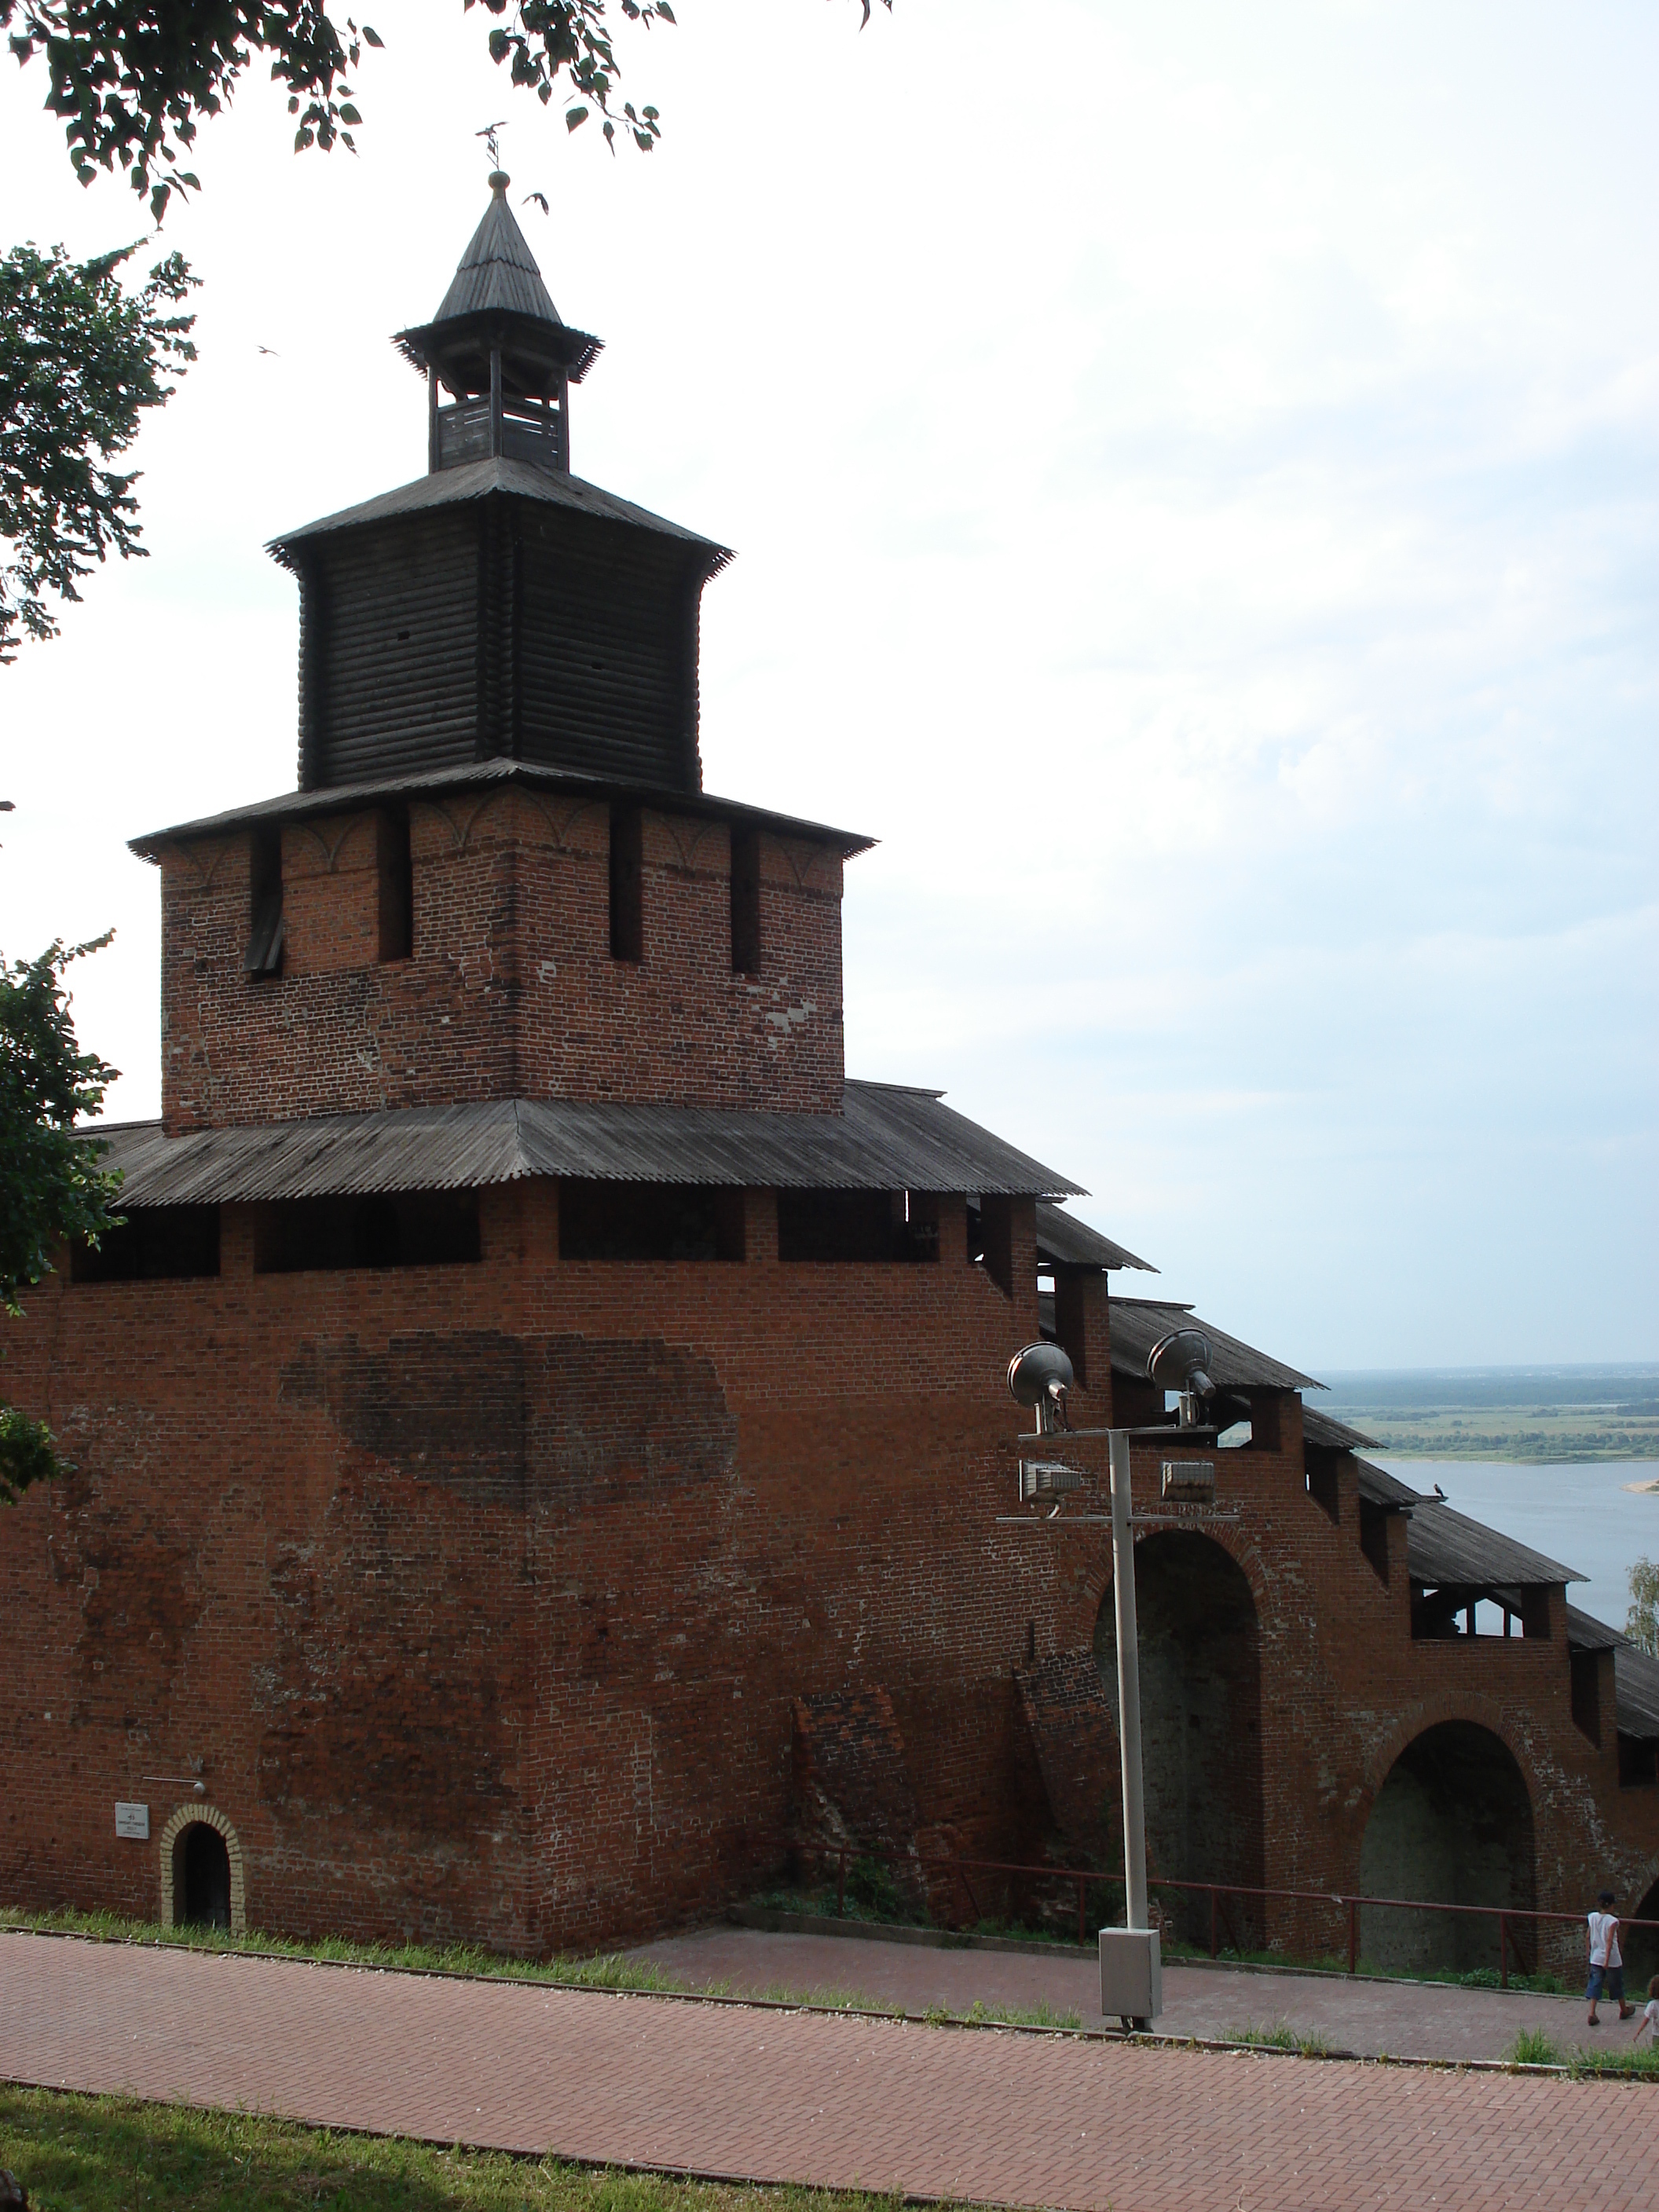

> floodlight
[1008,1341,1073,1437]
[1146,1328,1215,1430]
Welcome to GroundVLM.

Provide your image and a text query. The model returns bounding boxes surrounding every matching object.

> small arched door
[173,1821,233,1930]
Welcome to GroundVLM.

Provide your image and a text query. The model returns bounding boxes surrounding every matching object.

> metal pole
[1109,1429,1150,1933]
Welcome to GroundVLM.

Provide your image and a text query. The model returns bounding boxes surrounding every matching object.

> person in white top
[1632,1975,1659,2043]
[1586,1889,1635,2025]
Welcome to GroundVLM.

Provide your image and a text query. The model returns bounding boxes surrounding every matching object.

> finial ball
[489,169,511,193]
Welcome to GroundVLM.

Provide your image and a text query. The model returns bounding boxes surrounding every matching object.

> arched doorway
[158,1804,247,1935]
[1095,1532,1264,1946]
[1359,1722,1534,1976]
[173,1822,232,1928]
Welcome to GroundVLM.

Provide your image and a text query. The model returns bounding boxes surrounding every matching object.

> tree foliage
[1630,1557,1659,1660]
[0,239,196,661]
[0,1401,59,1505]
[0,935,123,1317]
[2,0,690,220]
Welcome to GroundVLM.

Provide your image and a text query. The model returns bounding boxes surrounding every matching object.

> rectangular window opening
[559,1181,745,1262]
[1305,1459,1339,1522]
[244,826,284,980]
[1618,1734,1658,1788]
[730,823,761,973]
[609,804,643,962]
[255,1192,480,1273]
[1570,1648,1602,1745]
[777,1189,939,1263]
[377,805,413,962]
[1359,1499,1391,1585]
[1053,1268,1090,1389]
[72,1204,222,1284]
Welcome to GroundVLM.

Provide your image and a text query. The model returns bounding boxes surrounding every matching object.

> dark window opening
[244,825,284,980]
[1306,1458,1340,1523]
[1619,1734,1658,1788]
[1248,1392,1282,1453]
[1570,1648,1602,1745]
[1359,1498,1391,1584]
[730,823,761,974]
[255,1191,480,1273]
[174,1822,231,1930]
[377,805,413,962]
[1053,1269,1090,1388]
[559,1181,744,1262]
[977,1193,1017,1295]
[777,1189,939,1263]
[609,804,643,962]
[72,1204,220,1284]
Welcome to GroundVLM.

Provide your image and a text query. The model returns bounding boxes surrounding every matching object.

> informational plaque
[114,1802,150,1840]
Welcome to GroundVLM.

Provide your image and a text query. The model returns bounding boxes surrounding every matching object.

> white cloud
[1,0,1654,1364]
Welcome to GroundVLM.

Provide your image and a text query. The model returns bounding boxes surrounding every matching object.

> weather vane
[477,120,508,170]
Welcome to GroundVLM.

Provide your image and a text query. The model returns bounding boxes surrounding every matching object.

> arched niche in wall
[1359,1722,1533,1978]
[1094,1530,1265,1950]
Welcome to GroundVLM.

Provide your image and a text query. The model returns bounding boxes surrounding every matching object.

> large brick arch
[1078,1517,1273,1632]
[158,1802,247,1936]
[1358,1693,1544,1820]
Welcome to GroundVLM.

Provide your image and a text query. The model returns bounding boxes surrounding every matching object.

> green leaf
[566,104,588,130]
[339,103,361,123]
[655,2,676,20]
[361,23,384,45]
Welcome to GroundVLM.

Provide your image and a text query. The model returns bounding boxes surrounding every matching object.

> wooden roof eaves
[128,760,877,864]
[265,457,733,577]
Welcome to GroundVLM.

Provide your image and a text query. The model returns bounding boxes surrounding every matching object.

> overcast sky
[2,0,1654,1371]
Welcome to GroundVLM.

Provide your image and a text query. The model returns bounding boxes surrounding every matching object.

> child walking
[1634,1976,1659,2043]
[1587,1890,1635,2025]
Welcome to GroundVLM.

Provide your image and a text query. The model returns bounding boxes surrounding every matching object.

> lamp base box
[1099,1926,1162,2021]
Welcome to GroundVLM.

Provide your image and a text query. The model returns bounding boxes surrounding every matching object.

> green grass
[1507,2027,1564,2067]
[0,2086,925,2212]
[0,1907,1079,2036]
[0,1906,686,1994]
[1225,2020,1332,2058]
[1566,2043,1659,2081]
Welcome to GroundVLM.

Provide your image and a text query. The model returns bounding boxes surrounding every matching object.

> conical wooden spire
[432,171,562,328]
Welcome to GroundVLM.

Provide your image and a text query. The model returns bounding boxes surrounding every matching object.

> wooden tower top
[394,174,602,476]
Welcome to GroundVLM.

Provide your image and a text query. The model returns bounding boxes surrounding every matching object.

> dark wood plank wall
[295,494,710,793]
[311,510,482,786]
[515,511,701,789]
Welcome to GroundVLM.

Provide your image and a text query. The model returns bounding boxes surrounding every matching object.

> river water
[1375,1457,1659,1632]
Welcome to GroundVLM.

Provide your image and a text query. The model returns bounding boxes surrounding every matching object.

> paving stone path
[0,1929,1646,2211]
[628,1923,1618,2064]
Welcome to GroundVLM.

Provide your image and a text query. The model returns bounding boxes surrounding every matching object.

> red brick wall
[156,789,846,1131]
[2,1203,1654,1958]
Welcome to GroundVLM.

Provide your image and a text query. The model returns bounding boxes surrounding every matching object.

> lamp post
[1005,1329,1223,2028]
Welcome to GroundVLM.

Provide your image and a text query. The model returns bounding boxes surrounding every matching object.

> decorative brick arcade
[4,183,1656,1965]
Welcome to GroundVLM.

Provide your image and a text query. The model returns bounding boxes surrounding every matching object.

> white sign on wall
[114,1802,150,1840]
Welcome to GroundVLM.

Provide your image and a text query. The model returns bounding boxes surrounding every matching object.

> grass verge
[1225,2020,1332,2058]
[0,2085,924,2212]
[1504,2027,1659,2078]
[0,1908,1078,2036]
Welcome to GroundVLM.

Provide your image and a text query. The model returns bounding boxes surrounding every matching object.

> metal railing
[786,1841,1659,1991]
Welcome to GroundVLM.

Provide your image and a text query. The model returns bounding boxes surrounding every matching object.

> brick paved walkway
[0,1930,1643,2210]
[629,1925,1610,2063]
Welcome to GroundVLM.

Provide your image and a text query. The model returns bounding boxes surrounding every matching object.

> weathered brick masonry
[4,180,1655,1968]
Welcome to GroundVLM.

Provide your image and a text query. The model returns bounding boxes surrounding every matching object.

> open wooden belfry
[395,170,602,478]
